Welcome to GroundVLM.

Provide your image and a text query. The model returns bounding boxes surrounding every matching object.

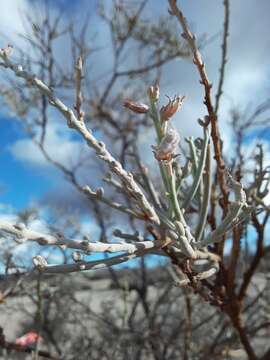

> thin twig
[74,55,84,121]
[0,46,160,225]
[214,0,230,114]
[168,0,228,209]
[0,219,159,255]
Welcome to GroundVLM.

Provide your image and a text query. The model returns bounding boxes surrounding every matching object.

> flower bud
[152,127,180,161]
[123,100,149,114]
[72,251,83,262]
[148,85,160,102]
[160,95,185,121]
[33,255,47,269]
[0,44,13,57]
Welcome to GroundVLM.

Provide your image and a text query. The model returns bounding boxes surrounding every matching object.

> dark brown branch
[168,0,228,212]
[215,0,230,114]
[238,213,269,301]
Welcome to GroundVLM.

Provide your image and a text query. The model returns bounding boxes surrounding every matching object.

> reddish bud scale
[123,100,149,114]
[160,95,185,121]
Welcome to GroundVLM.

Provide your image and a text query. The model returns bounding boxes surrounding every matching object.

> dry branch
[0,46,160,226]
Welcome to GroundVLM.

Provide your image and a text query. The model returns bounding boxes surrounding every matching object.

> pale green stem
[182,129,210,209]
[186,137,203,206]
[195,142,211,242]
[186,137,198,174]
[149,98,193,252]
[167,166,186,224]
[199,203,245,246]
[150,99,163,142]
[149,99,171,199]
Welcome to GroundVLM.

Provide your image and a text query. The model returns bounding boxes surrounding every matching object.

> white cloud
[1,0,269,219]
[0,0,29,41]
[79,220,101,239]
[9,121,91,169]
[223,66,266,107]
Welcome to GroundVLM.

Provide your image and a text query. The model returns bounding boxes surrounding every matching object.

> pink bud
[16,332,42,346]
[160,95,185,121]
[123,100,149,114]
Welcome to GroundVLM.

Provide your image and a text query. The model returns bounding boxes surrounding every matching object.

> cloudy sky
[0,0,270,219]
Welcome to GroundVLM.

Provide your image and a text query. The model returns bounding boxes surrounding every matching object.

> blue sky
[1,117,50,209]
[1,0,269,209]
[0,0,270,270]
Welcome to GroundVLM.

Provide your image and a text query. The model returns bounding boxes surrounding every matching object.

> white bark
[0,46,160,225]
[0,220,158,254]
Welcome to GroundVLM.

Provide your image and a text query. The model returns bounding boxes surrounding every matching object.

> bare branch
[168,0,228,209]
[0,220,159,255]
[0,46,160,225]
[215,0,230,114]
